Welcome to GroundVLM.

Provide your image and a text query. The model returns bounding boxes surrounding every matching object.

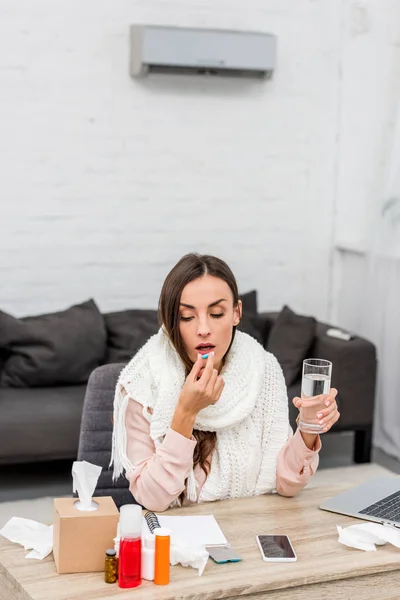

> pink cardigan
[125,398,321,512]
[125,399,321,511]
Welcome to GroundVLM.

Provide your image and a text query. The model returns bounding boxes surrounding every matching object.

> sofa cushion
[237,290,263,343]
[237,314,263,343]
[104,309,159,364]
[239,290,258,314]
[266,305,316,386]
[0,299,107,387]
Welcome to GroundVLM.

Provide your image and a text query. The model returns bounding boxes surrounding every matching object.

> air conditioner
[130,25,276,79]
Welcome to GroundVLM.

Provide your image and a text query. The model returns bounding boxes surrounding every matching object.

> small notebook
[143,512,228,548]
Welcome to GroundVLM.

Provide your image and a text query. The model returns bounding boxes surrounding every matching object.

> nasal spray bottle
[118,504,142,588]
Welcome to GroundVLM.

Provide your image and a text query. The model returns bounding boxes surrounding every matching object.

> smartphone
[256,535,297,562]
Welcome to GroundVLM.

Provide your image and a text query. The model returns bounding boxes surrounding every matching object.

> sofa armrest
[309,323,377,429]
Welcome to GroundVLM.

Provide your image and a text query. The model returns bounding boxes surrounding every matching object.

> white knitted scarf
[110,328,290,503]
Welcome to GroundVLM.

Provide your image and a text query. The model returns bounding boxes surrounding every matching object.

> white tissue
[337,522,400,552]
[72,460,102,511]
[0,517,53,560]
[169,533,209,576]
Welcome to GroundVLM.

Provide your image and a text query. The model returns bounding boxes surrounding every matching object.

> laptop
[319,475,400,528]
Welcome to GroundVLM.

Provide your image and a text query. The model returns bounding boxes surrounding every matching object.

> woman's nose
[197,317,211,337]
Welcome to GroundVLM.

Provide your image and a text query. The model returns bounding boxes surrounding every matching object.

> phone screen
[257,535,296,559]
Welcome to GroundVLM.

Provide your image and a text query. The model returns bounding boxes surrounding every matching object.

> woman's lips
[196,345,215,353]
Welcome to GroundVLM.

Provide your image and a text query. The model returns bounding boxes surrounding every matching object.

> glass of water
[298,359,332,434]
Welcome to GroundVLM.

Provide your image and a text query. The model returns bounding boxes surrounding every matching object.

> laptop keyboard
[359,490,400,522]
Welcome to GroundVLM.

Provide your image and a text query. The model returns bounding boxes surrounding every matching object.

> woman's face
[179,274,241,372]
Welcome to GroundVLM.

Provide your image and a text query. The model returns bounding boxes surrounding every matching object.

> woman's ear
[233,299,242,326]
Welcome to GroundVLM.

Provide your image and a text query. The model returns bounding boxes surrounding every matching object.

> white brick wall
[0,0,396,324]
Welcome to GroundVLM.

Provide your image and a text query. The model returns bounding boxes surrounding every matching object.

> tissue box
[53,497,119,574]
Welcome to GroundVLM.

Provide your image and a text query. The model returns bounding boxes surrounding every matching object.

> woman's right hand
[178,352,225,418]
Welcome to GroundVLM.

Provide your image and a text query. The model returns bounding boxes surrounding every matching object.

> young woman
[111,254,340,511]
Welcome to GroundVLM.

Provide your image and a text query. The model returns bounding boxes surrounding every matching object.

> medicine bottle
[104,548,118,584]
[118,504,142,588]
[141,534,155,581]
[153,527,171,586]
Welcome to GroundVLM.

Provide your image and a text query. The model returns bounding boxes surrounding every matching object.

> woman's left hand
[292,388,340,433]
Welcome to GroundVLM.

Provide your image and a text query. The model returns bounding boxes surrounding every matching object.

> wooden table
[1,466,400,600]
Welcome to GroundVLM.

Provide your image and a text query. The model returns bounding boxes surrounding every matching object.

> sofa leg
[354,426,373,463]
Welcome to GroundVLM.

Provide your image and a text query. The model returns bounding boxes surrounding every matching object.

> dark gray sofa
[0,385,85,465]
[0,310,377,471]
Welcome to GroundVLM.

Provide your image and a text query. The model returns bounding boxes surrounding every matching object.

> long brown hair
[158,253,240,478]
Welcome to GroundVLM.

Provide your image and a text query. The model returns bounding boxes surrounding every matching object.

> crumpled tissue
[169,533,209,576]
[337,522,400,551]
[0,517,53,559]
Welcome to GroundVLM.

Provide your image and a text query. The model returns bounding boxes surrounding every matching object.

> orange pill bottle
[153,527,171,585]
